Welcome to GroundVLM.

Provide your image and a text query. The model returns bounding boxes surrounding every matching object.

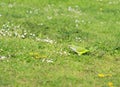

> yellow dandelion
[98,74,105,78]
[108,82,114,87]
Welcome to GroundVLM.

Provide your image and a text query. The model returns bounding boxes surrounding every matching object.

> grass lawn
[0,0,120,87]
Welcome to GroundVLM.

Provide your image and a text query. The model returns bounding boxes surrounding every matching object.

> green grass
[0,0,120,87]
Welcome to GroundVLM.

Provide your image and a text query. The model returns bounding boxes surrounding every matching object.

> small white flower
[32,34,35,37]
[0,56,7,60]
[2,33,6,36]
[36,37,55,44]
[0,14,2,17]
[24,32,27,35]
[29,11,32,14]
[21,35,25,39]
[30,33,33,36]
[46,59,53,63]
[14,32,18,36]
[76,24,79,27]
[75,37,82,42]
[75,19,80,23]
[42,59,53,63]
[43,39,53,44]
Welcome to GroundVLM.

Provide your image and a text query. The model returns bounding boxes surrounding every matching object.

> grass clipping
[69,45,89,56]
